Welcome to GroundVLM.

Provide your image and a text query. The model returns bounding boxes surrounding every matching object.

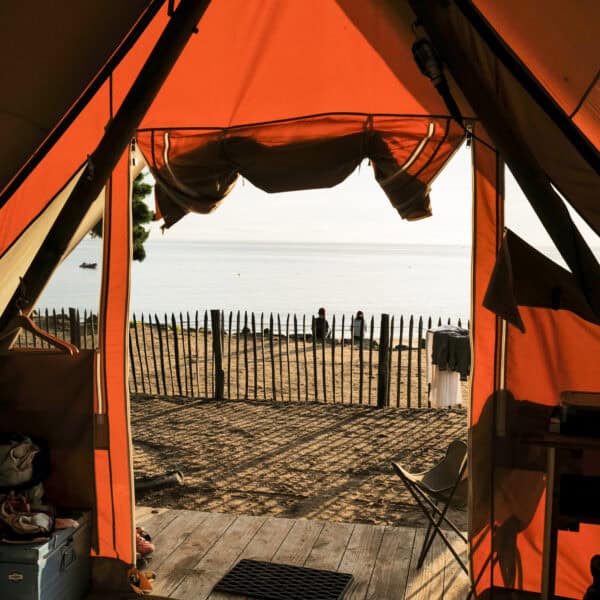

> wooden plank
[90,310,96,348]
[294,314,300,403]
[358,315,364,405]
[134,505,156,522]
[407,315,414,408]
[170,515,266,600]
[272,518,325,565]
[340,314,345,404]
[152,511,237,597]
[202,310,208,398]
[235,310,240,400]
[260,313,266,401]
[404,527,446,600]
[196,310,201,397]
[337,523,385,600]
[142,314,158,395]
[311,316,318,402]
[417,316,423,408]
[128,329,138,394]
[269,313,276,401]
[243,311,249,399]
[277,314,283,401]
[61,307,66,341]
[52,308,58,341]
[132,314,146,395]
[179,313,189,397]
[377,314,390,409]
[331,314,336,403]
[368,315,374,406]
[148,314,161,395]
[285,314,291,402]
[234,516,294,562]
[227,311,232,399]
[442,531,470,599]
[211,309,224,400]
[349,315,354,405]
[251,312,258,400]
[187,312,194,398]
[321,316,327,403]
[304,521,355,571]
[156,314,169,395]
[387,316,394,407]
[365,526,416,600]
[82,309,87,350]
[397,315,404,408]
[146,510,208,571]
[135,507,180,538]
[163,314,174,396]
[302,315,308,402]
[171,313,183,396]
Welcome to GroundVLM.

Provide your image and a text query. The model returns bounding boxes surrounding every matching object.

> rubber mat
[213,559,353,599]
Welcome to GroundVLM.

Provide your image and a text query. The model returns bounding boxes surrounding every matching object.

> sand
[132,395,468,530]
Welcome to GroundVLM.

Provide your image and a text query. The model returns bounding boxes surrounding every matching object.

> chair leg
[396,472,468,574]
[417,501,437,568]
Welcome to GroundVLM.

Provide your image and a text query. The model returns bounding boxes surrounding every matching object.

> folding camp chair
[392,440,469,577]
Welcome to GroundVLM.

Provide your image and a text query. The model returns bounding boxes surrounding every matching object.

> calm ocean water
[36,239,472,323]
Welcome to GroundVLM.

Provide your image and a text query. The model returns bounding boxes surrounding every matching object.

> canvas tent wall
[0,1,599,597]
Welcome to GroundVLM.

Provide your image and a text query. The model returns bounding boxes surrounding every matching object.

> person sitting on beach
[312,307,329,341]
[353,310,365,340]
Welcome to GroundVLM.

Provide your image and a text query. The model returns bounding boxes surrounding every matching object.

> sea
[37,239,472,324]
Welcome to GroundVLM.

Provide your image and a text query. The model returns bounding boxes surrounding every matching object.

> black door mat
[213,559,354,600]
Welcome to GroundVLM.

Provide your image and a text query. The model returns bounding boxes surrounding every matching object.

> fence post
[211,309,225,400]
[68,307,81,347]
[377,313,390,408]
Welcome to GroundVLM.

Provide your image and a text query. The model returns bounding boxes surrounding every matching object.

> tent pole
[0,0,212,333]
[411,0,600,315]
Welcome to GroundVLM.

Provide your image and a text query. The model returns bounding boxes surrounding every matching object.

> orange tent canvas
[0,1,598,597]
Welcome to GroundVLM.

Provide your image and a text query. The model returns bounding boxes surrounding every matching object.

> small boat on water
[79,262,97,269]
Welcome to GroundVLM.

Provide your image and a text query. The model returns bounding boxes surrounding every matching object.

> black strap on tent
[452,0,600,177]
[411,0,600,318]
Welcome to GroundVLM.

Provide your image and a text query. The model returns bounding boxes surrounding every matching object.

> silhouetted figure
[353,310,365,340]
[584,555,600,600]
[312,307,329,341]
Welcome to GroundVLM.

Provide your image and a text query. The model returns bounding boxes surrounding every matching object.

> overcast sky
[146,144,599,252]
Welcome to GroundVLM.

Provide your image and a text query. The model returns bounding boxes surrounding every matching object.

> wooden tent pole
[0,0,212,332]
[411,0,600,314]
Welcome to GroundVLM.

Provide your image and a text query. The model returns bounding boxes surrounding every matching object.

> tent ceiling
[474,0,600,148]
[136,0,466,129]
[0,0,158,199]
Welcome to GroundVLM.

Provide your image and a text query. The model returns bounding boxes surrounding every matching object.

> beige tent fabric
[0,168,84,316]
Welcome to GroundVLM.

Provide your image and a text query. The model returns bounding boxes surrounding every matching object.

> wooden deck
[135,506,469,599]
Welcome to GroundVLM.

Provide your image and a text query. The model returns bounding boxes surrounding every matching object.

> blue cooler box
[0,512,91,600]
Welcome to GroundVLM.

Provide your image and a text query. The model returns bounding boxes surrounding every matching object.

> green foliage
[90,172,155,261]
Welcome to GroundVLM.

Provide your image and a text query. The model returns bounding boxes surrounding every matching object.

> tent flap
[137,114,464,228]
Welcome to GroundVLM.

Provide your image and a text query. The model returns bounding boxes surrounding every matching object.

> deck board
[131,507,468,600]
[366,525,417,600]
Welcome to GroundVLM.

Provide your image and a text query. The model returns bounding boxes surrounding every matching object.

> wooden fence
[18,308,469,408]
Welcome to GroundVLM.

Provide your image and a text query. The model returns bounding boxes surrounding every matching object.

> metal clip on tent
[0,312,79,355]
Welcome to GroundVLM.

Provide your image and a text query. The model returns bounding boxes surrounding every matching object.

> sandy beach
[132,395,468,530]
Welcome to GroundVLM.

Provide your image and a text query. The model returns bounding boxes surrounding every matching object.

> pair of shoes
[128,568,155,595]
[136,526,155,568]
